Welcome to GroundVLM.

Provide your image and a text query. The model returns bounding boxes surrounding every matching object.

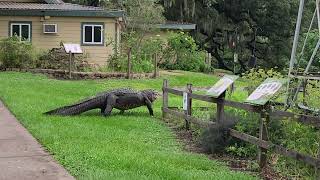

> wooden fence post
[127,49,132,79]
[162,79,169,119]
[185,84,192,130]
[68,51,72,79]
[316,150,320,179]
[216,91,226,124]
[258,109,269,169]
[153,53,158,78]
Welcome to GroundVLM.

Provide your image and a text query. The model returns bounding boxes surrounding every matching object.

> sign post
[183,92,188,111]
[245,78,286,169]
[68,51,72,79]
[184,84,192,130]
[63,43,83,79]
[207,75,238,124]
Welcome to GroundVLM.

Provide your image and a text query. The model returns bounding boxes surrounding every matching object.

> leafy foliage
[160,32,209,72]
[109,33,165,73]
[125,0,165,32]
[0,36,37,69]
[297,29,320,72]
[160,0,314,72]
[228,69,319,178]
[108,0,166,73]
[37,45,88,71]
[110,32,210,73]
[241,68,284,93]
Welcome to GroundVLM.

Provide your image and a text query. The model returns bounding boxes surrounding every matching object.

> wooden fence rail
[161,79,320,173]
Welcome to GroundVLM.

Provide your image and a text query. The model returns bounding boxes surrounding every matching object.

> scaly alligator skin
[45,88,158,116]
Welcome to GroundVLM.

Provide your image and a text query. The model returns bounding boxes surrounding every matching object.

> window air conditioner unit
[43,24,57,33]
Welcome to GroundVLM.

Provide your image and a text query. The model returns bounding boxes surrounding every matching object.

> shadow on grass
[44,110,153,118]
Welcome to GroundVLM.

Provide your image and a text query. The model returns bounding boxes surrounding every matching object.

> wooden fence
[162,79,320,175]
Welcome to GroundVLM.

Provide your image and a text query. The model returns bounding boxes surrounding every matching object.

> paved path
[0,101,74,180]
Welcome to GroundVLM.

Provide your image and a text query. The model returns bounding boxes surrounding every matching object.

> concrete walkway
[0,101,74,180]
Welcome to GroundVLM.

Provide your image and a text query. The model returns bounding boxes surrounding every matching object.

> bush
[298,30,320,72]
[37,45,88,71]
[160,32,207,72]
[0,36,37,69]
[108,33,165,73]
[109,31,209,73]
[241,68,284,94]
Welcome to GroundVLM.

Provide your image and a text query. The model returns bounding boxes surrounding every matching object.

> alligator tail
[44,97,104,116]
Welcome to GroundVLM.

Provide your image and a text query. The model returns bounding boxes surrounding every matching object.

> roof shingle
[0,1,103,11]
[44,0,64,4]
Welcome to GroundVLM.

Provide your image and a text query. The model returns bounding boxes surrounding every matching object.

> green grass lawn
[0,71,257,180]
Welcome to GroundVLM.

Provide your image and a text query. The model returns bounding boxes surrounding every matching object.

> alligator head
[142,89,160,102]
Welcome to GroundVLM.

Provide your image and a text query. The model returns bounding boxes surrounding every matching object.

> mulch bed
[2,68,154,80]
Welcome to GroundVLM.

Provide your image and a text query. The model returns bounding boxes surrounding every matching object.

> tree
[123,0,165,47]
[160,0,313,72]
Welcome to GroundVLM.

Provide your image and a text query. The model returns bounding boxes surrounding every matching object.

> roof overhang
[158,23,196,30]
[0,9,124,18]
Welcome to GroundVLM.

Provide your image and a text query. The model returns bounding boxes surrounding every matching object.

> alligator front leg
[103,94,117,116]
[143,95,154,116]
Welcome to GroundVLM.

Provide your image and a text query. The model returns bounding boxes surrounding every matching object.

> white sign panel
[245,78,286,105]
[63,43,83,54]
[183,92,188,111]
[207,75,239,97]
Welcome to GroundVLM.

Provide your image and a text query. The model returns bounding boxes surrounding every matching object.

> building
[0,0,124,65]
[158,21,196,31]
[145,21,196,39]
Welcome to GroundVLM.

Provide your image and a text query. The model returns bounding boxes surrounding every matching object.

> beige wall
[0,16,118,65]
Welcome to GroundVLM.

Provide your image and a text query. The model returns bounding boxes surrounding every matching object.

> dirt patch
[160,70,185,76]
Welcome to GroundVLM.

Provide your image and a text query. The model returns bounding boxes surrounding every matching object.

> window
[10,22,31,42]
[43,24,57,33]
[82,23,104,45]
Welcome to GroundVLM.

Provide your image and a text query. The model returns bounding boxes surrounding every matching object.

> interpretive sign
[207,75,239,97]
[63,43,83,54]
[245,78,287,105]
[183,92,188,111]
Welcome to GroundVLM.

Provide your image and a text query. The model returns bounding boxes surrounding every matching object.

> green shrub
[109,31,209,73]
[241,68,284,94]
[227,68,320,178]
[0,36,37,69]
[37,45,88,71]
[298,30,320,72]
[108,33,165,73]
[160,32,208,72]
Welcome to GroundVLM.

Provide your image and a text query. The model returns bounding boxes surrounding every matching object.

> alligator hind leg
[103,94,117,116]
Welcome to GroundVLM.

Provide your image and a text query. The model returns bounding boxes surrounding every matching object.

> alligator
[45,88,159,116]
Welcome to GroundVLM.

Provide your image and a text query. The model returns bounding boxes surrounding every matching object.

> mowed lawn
[0,71,257,180]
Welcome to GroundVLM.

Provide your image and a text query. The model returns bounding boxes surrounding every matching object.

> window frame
[81,22,104,46]
[9,21,32,42]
